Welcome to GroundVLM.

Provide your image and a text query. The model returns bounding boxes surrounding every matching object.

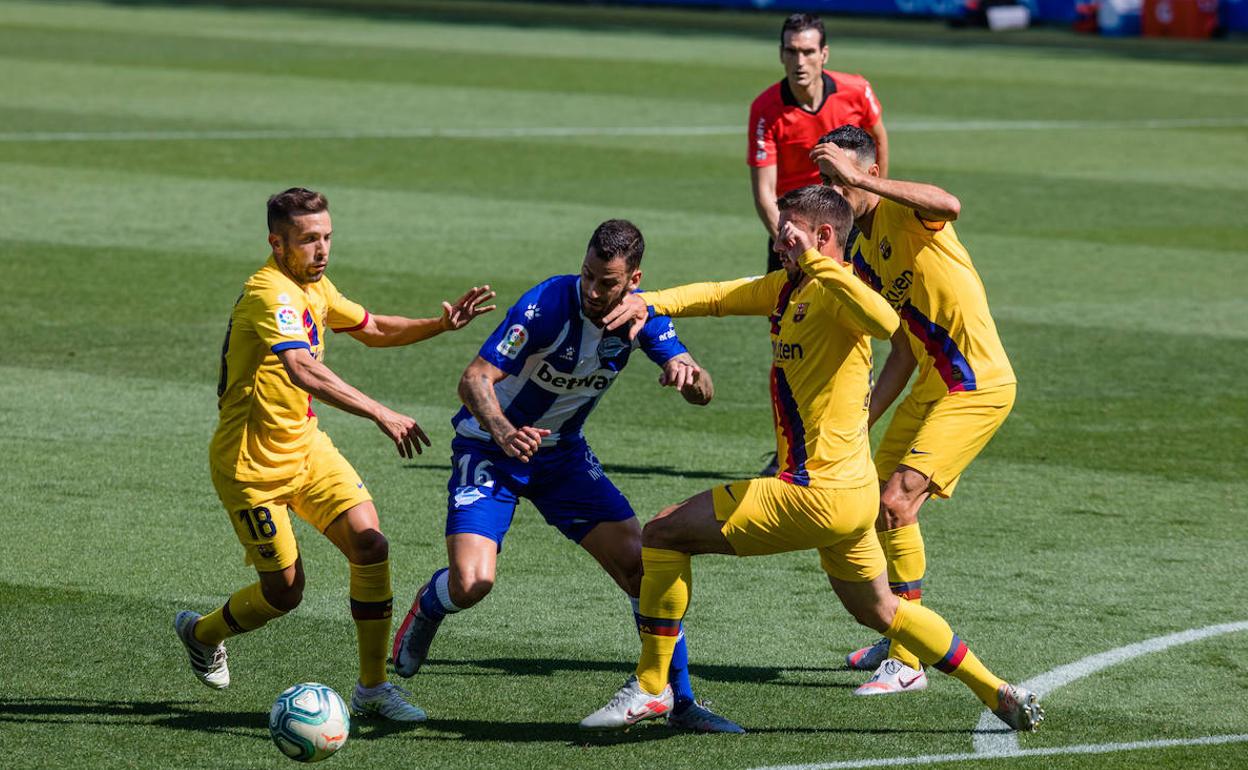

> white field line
[752,733,1248,770]
[972,620,1248,754]
[749,620,1248,770]
[0,116,1245,143]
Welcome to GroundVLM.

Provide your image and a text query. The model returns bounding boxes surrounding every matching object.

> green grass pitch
[1,1,1246,767]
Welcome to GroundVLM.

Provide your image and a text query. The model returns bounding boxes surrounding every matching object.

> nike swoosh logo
[908,449,930,455]
[626,701,669,721]
[723,484,737,501]
[901,674,924,688]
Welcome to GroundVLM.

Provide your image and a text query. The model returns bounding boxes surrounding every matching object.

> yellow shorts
[210,431,372,572]
[874,383,1015,498]
[711,477,885,583]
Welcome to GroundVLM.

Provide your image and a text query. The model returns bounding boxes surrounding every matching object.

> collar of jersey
[780,71,837,114]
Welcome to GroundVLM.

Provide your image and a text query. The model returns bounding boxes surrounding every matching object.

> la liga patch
[275,305,302,335]
[496,324,528,359]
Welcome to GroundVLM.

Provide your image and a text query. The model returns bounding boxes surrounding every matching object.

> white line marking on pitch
[972,620,1248,754]
[749,620,1248,770]
[0,116,1244,143]
[753,734,1248,770]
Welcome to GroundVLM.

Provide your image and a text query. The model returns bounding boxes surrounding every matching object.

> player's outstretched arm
[458,356,550,463]
[868,328,916,428]
[276,347,431,458]
[659,352,713,406]
[603,279,782,339]
[348,286,497,347]
[811,143,958,222]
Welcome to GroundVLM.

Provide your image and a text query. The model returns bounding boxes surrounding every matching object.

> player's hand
[441,285,498,331]
[498,425,551,463]
[602,293,648,340]
[777,220,815,262]
[375,407,432,459]
[810,143,863,188]
[660,357,704,391]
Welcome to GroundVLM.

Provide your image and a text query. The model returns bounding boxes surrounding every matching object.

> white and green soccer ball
[268,683,350,762]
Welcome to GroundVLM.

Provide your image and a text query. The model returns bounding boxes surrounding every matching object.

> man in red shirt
[749,13,889,274]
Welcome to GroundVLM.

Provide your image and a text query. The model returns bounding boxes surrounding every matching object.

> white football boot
[350,681,428,722]
[580,675,673,730]
[853,658,928,696]
[993,683,1045,731]
[173,611,229,689]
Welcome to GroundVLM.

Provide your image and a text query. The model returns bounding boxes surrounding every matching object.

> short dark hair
[776,185,854,252]
[587,219,645,271]
[781,13,826,48]
[267,187,329,234]
[818,125,877,165]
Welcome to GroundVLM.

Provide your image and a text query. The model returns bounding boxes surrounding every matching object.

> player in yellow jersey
[579,185,1041,732]
[811,126,1017,695]
[174,188,496,721]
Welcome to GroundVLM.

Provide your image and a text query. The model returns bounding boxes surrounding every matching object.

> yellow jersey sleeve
[211,260,322,483]
[641,270,789,318]
[851,199,1014,399]
[795,248,899,340]
[244,281,313,354]
[323,276,369,334]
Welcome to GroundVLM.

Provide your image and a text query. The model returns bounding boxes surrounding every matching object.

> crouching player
[581,186,1042,733]
[392,220,744,733]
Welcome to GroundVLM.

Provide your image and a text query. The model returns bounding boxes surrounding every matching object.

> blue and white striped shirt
[452,275,687,447]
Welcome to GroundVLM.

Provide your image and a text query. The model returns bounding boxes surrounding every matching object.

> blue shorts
[446,437,635,547]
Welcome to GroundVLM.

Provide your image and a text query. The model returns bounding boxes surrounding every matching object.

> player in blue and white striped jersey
[392,220,742,733]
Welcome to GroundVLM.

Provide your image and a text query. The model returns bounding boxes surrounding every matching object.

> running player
[580,186,1041,733]
[392,220,743,733]
[812,126,1016,696]
[175,188,495,721]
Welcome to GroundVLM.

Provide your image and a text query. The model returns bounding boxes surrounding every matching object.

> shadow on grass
[356,716,679,744]
[358,716,974,744]
[423,656,862,687]
[0,695,992,744]
[0,697,268,739]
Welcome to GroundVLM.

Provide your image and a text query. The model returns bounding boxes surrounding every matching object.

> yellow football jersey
[851,198,1014,401]
[642,249,898,488]
[210,257,368,482]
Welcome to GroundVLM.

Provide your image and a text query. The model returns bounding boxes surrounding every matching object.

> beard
[581,290,623,322]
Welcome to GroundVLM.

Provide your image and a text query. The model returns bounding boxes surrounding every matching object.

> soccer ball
[268,683,350,762]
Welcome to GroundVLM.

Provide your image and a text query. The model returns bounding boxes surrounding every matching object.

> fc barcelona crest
[880,237,893,261]
[793,303,808,323]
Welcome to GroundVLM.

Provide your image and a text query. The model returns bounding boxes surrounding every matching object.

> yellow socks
[881,524,925,669]
[635,547,691,695]
[886,599,1005,708]
[349,560,393,688]
[194,581,286,646]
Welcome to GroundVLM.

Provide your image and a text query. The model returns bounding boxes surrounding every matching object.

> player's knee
[878,489,919,530]
[641,513,681,550]
[348,529,389,564]
[262,582,304,612]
